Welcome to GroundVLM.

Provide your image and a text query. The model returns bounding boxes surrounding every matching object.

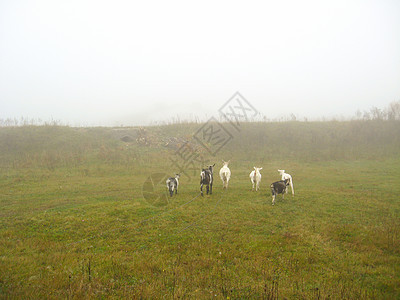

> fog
[1,0,399,126]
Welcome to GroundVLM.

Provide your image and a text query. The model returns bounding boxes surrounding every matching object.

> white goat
[278,169,294,196]
[249,167,262,191]
[219,160,231,189]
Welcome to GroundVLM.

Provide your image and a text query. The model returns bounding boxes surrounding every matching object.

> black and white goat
[270,179,290,205]
[166,174,180,197]
[200,164,215,196]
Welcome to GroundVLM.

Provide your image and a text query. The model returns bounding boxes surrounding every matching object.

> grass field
[1,122,399,299]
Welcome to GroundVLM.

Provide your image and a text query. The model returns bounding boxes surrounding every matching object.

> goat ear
[260,167,263,170]
[212,163,215,167]
[254,167,256,169]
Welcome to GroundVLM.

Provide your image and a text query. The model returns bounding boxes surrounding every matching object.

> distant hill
[1,120,399,171]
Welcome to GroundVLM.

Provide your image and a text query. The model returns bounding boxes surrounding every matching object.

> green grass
[1,124,400,299]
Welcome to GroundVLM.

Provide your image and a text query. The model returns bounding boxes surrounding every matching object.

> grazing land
[1,121,400,299]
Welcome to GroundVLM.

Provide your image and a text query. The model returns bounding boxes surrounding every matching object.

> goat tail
[200,171,205,182]
[168,184,174,197]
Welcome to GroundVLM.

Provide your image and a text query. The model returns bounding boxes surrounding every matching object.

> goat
[200,164,215,196]
[249,167,262,191]
[270,179,290,205]
[219,160,231,189]
[278,169,294,196]
[166,174,180,197]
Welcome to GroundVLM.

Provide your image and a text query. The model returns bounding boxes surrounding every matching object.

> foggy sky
[1,0,399,126]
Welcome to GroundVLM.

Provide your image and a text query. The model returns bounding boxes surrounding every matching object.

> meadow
[0,121,399,299]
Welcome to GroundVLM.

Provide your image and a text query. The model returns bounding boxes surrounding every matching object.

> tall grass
[0,121,399,298]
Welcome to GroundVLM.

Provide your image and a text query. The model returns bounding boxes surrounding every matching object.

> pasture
[1,122,399,299]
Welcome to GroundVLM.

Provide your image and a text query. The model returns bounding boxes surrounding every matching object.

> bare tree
[387,101,400,121]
